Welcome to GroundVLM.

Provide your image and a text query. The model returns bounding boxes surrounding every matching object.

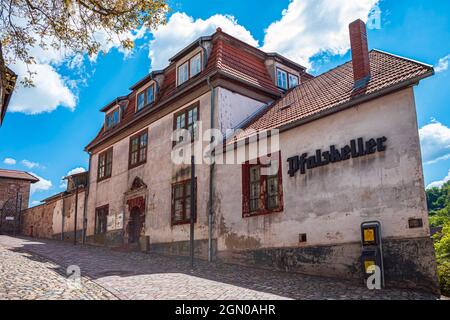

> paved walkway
[0,235,440,300]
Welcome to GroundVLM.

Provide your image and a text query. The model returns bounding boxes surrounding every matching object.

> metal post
[73,185,79,245]
[190,155,195,268]
[13,191,19,237]
[17,194,22,235]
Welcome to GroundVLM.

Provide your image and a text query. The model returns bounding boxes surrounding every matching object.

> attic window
[137,84,155,112]
[177,53,202,86]
[105,108,119,130]
[276,67,299,90]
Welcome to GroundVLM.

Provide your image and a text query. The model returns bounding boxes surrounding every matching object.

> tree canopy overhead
[0,0,169,90]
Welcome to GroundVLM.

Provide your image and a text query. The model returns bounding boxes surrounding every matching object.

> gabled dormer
[101,96,128,131]
[135,81,155,112]
[129,70,165,113]
[169,36,212,87]
[265,53,307,92]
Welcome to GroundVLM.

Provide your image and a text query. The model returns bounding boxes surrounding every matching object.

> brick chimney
[349,19,371,87]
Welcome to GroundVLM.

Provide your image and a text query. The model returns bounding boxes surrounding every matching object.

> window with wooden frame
[105,107,120,130]
[97,148,113,181]
[177,52,202,86]
[136,84,155,112]
[173,103,199,146]
[129,129,148,169]
[276,67,299,90]
[95,205,109,234]
[242,152,283,217]
[171,179,197,225]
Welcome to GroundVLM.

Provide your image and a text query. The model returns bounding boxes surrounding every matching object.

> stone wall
[20,190,85,242]
[217,237,440,294]
[0,177,31,210]
[21,202,55,238]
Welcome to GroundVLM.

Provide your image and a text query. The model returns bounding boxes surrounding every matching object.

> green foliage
[0,0,169,85]
[435,223,450,297]
[426,183,450,296]
[435,222,450,261]
[426,181,450,227]
[437,261,450,297]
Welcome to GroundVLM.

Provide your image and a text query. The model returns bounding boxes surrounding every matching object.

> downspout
[200,38,215,262]
[207,75,215,262]
[82,153,92,245]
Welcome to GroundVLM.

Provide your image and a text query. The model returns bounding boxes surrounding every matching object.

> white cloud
[67,167,87,176]
[21,159,40,169]
[29,173,52,194]
[30,200,43,207]
[149,12,258,70]
[435,54,450,73]
[427,170,450,189]
[261,0,379,69]
[8,61,77,114]
[59,167,87,189]
[3,158,16,165]
[419,120,450,165]
[7,17,148,115]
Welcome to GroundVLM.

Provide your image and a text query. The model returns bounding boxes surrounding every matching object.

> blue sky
[1,0,450,205]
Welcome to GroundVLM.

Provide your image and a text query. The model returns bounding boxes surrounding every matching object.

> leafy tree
[434,222,450,296]
[427,182,450,296]
[0,0,169,93]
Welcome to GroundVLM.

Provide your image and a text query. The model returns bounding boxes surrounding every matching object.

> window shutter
[242,163,250,216]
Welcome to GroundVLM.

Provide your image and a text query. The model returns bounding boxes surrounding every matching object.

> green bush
[434,222,450,296]
[437,260,450,297]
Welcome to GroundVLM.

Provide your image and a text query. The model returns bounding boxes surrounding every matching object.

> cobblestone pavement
[0,243,117,300]
[0,235,440,300]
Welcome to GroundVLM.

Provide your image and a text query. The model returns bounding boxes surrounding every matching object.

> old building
[21,171,87,242]
[0,169,38,234]
[83,21,438,293]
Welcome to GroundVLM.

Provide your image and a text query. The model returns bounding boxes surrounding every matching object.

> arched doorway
[128,207,142,244]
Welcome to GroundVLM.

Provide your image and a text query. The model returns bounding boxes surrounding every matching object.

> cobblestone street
[0,235,440,300]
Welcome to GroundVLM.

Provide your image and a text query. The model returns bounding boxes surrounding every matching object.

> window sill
[128,161,147,170]
[171,219,197,226]
[136,102,154,114]
[97,176,111,183]
[243,207,283,218]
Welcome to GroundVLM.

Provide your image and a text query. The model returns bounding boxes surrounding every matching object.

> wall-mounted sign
[287,137,387,177]
[5,216,14,221]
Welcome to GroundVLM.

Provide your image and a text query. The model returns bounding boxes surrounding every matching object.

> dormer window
[288,74,299,88]
[136,84,155,112]
[177,52,202,86]
[276,67,299,90]
[105,108,119,130]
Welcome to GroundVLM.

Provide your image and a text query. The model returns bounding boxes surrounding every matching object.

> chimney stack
[349,19,371,87]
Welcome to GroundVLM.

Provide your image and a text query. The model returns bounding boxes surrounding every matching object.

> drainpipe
[199,39,215,262]
[61,196,65,241]
[73,184,79,245]
[207,75,215,262]
[82,153,92,245]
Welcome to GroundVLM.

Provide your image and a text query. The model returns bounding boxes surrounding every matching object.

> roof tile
[235,50,433,139]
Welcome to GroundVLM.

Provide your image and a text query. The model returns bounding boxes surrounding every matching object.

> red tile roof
[235,50,434,140]
[0,169,39,183]
[85,29,304,151]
